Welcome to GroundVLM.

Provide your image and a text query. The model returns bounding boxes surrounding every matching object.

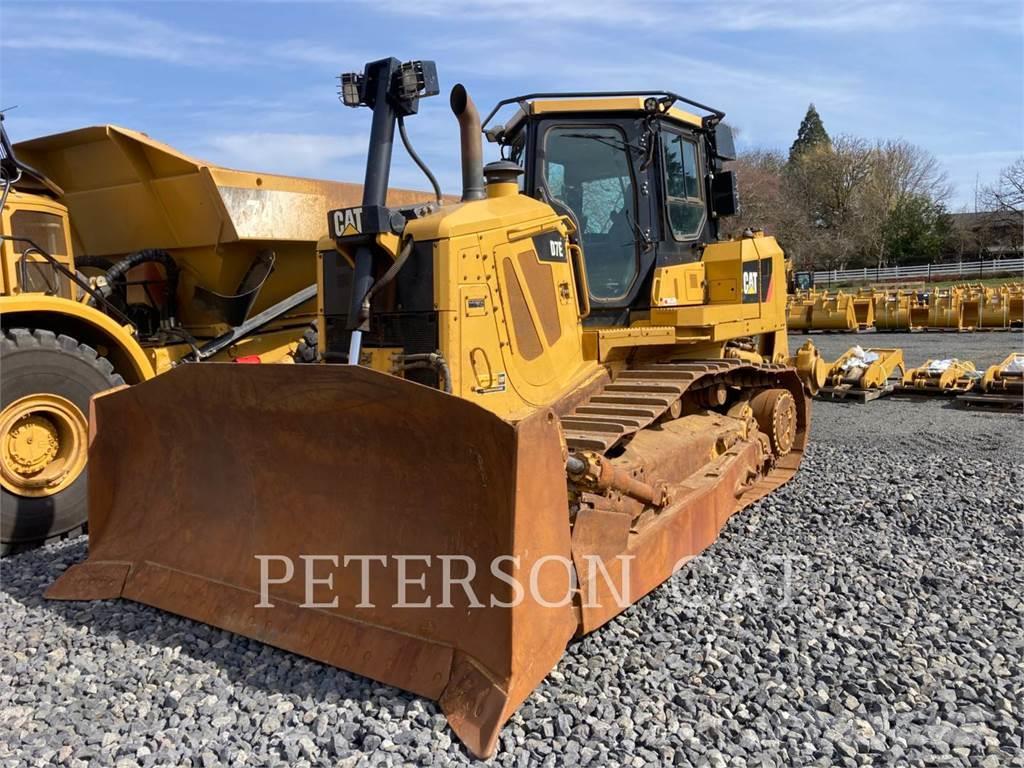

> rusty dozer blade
[47,362,810,758]
[47,364,578,758]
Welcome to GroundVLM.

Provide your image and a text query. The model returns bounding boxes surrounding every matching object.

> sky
[1,0,1021,210]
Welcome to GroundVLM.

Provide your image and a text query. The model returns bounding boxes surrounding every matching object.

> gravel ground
[2,333,1022,768]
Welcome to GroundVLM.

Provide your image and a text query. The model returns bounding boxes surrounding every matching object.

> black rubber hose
[74,255,115,273]
[398,116,442,203]
[402,351,452,393]
[91,249,179,320]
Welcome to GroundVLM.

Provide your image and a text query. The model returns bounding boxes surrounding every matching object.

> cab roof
[482,90,724,144]
[527,96,703,128]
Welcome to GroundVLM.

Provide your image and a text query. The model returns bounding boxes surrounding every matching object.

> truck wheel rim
[0,394,88,498]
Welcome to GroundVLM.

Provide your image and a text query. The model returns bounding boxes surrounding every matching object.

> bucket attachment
[809,291,857,331]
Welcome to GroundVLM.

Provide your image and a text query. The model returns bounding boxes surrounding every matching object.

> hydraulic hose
[360,238,414,318]
[398,116,441,203]
[402,352,452,393]
[91,249,180,322]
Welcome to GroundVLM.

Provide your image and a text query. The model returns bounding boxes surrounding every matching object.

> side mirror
[713,123,737,161]
[711,170,739,218]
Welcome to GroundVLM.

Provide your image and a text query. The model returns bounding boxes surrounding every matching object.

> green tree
[882,195,953,265]
[788,104,831,163]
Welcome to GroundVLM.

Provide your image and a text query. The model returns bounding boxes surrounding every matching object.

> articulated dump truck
[48,59,826,758]
[0,117,431,553]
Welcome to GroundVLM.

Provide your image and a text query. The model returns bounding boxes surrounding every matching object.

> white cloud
[0,7,370,69]
[362,0,1021,33]
[266,40,377,68]
[199,131,368,176]
[0,6,244,66]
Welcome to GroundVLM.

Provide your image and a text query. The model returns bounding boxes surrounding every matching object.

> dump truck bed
[14,125,432,256]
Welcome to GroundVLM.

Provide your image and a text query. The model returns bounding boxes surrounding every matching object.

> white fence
[812,257,1024,286]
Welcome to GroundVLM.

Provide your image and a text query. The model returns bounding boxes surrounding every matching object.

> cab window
[663,131,705,240]
[543,126,638,301]
[11,210,68,255]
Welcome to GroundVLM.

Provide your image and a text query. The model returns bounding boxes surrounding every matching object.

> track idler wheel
[750,389,797,457]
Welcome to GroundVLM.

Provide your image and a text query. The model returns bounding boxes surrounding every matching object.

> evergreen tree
[882,195,953,265]
[788,104,831,163]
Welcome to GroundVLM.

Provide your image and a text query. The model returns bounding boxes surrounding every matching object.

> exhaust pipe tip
[450,84,485,202]
[449,83,469,116]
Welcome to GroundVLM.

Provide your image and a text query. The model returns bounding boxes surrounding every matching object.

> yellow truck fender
[0,295,155,383]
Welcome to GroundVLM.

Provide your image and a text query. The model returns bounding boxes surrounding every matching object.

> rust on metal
[48,360,810,759]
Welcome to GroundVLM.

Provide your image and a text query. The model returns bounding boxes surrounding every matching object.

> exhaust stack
[450,84,485,201]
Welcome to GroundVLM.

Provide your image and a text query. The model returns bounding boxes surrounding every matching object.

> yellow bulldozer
[48,58,823,758]
[0,116,430,553]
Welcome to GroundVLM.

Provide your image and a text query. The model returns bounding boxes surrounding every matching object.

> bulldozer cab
[487,93,739,324]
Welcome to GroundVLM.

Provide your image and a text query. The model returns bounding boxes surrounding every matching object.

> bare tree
[722,136,958,271]
[787,135,874,270]
[981,157,1024,223]
[860,140,953,266]
[723,149,819,268]
[970,159,1024,257]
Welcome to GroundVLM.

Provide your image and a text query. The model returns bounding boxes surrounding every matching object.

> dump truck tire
[0,329,124,555]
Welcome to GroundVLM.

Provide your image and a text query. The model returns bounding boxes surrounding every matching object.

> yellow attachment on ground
[980,352,1024,395]
[926,288,964,330]
[960,287,983,329]
[873,291,912,331]
[852,294,875,330]
[809,291,857,332]
[1007,284,1024,326]
[901,359,979,393]
[974,283,1024,329]
[825,346,905,390]
[957,352,1024,409]
[786,289,817,331]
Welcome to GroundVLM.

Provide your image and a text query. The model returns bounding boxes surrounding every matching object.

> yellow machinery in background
[900,358,980,394]
[852,288,876,330]
[977,283,1024,329]
[926,287,964,330]
[0,118,432,552]
[48,58,825,759]
[961,285,983,329]
[1009,284,1024,326]
[808,290,858,331]
[958,352,1024,409]
[786,289,816,331]
[874,290,913,331]
[790,283,1023,333]
[819,345,905,401]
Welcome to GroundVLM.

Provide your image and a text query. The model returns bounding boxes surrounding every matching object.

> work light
[338,72,365,107]
[396,60,439,101]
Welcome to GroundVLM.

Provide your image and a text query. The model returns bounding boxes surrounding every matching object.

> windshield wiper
[559,132,645,156]
[623,208,653,251]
